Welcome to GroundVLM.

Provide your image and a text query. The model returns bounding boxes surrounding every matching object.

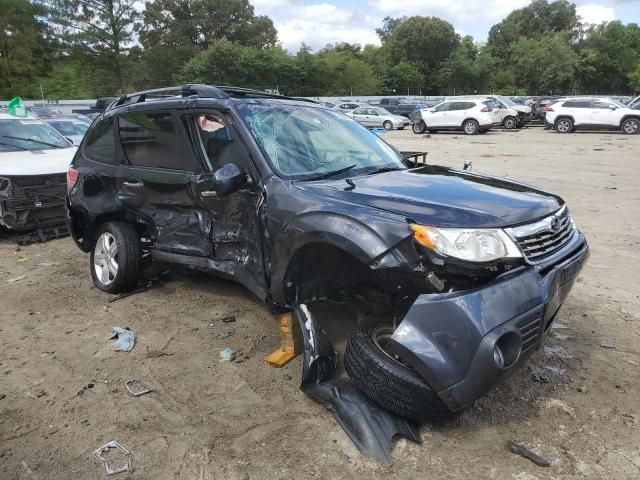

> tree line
[1,0,639,100]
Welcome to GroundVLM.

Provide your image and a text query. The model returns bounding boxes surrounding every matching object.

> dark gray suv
[66,85,589,425]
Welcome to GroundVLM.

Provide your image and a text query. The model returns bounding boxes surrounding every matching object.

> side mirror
[213,163,247,197]
[608,105,617,110]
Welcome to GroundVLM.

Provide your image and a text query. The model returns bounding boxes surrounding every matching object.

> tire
[621,118,640,135]
[412,120,426,134]
[462,119,479,135]
[383,120,393,131]
[503,116,517,129]
[90,221,142,293]
[344,325,459,424]
[554,118,573,133]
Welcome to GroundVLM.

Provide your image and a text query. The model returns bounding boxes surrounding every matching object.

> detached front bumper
[387,235,589,411]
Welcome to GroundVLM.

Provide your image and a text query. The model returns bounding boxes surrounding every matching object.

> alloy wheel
[94,232,118,285]
[622,119,639,134]
[556,119,572,133]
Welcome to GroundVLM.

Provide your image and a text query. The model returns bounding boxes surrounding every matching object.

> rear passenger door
[562,100,591,125]
[116,109,212,256]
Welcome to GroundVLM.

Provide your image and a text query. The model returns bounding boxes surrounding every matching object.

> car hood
[0,147,76,176]
[513,105,532,114]
[295,165,562,228]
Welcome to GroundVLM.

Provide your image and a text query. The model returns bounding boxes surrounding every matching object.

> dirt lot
[1,127,639,479]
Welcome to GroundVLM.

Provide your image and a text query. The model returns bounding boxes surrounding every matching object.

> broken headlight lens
[411,225,522,262]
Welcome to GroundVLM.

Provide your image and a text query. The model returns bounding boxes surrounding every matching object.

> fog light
[493,331,522,369]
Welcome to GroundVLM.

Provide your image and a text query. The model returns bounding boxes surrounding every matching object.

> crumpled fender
[269,209,410,305]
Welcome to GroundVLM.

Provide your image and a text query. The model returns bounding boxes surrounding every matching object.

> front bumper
[387,235,589,411]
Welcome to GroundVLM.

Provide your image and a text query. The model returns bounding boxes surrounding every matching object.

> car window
[592,100,611,109]
[433,103,451,112]
[191,112,237,171]
[375,108,392,115]
[367,108,379,116]
[352,108,366,115]
[447,102,466,111]
[84,117,117,164]
[563,100,591,108]
[118,112,200,171]
[238,104,408,180]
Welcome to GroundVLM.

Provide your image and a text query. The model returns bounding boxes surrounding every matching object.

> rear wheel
[412,120,426,134]
[462,119,479,135]
[621,118,640,134]
[383,120,393,131]
[90,222,141,293]
[344,324,459,424]
[554,118,573,133]
[503,116,517,129]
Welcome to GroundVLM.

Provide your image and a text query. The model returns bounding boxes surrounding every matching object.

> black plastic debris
[507,440,550,467]
[294,304,421,464]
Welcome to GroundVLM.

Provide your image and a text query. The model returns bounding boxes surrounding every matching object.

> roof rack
[108,84,316,110]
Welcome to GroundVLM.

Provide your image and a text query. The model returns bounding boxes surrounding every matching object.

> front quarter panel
[265,177,411,305]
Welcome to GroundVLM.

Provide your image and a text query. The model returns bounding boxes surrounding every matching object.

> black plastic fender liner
[293,304,421,464]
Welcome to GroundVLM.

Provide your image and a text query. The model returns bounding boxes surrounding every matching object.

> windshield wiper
[1,135,65,149]
[365,166,403,175]
[304,164,357,181]
[0,141,28,151]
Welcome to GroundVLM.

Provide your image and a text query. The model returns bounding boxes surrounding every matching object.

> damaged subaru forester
[67,85,588,428]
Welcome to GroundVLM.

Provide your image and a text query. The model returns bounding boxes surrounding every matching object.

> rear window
[83,117,117,164]
[118,112,199,171]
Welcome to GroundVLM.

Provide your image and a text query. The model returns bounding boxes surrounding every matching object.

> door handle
[123,180,143,187]
[201,190,217,198]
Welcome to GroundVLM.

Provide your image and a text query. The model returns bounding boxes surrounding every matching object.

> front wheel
[621,118,640,134]
[90,222,141,293]
[344,325,459,424]
[383,120,393,131]
[412,120,426,134]
[462,119,479,135]
[554,118,574,133]
[503,116,517,129]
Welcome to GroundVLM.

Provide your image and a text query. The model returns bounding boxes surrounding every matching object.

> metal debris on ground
[506,440,550,467]
[15,224,69,245]
[124,379,153,397]
[219,348,236,362]
[463,160,473,170]
[109,327,135,352]
[93,441,133,475]
[600,339,616,349]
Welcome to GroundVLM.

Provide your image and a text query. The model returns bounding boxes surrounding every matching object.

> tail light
[544,106,554,112]
[67,167,79,193]
[480,106,492,112]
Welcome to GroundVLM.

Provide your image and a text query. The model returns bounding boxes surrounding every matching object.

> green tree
[434,36,484,94]
[386,61,423,94]
[137,0,277,86]
[47,0,141,92]
[629,64,640,92]
[508,34,579,94]
[0,0,52,98]
[382,16,459,92]
[579,22,640,93]
[487,0,580,59]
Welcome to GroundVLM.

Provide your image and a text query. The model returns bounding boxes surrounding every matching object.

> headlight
[411,224,522,262]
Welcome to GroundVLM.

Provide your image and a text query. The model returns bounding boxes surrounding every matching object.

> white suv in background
[545,97,640,134]
[412,99,502,135]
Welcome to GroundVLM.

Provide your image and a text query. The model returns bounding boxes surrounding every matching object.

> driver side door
[185,111,267,296]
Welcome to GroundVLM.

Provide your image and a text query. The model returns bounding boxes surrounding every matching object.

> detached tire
[344,325,458,424]
[90,222,141,293]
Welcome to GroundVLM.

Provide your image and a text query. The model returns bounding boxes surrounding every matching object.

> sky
[249,0,640,52]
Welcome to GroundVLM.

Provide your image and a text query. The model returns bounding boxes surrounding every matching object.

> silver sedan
[345,107,410,130]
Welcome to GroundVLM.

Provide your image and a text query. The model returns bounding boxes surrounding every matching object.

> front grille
[510,207,576,262]
[517,315,543,352]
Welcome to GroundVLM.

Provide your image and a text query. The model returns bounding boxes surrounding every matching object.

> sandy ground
[1,127,639,479]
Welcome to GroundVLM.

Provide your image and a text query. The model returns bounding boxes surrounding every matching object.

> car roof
[103,84,321,115]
